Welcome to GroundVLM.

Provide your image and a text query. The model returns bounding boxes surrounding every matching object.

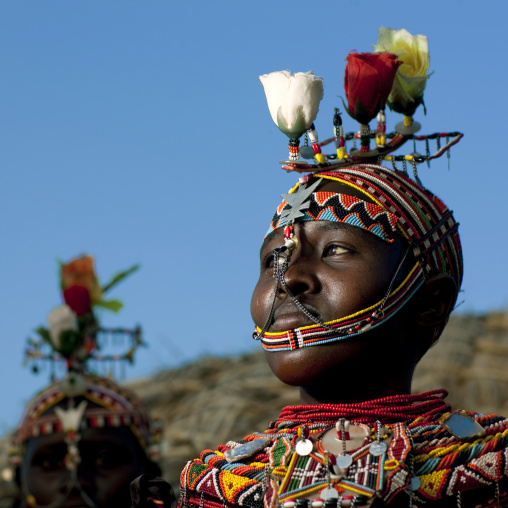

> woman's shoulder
[408,410,508,506]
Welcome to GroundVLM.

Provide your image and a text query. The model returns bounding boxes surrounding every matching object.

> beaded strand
[272,390,450,426]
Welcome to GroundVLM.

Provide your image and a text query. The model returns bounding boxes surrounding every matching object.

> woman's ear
[414,274,457,328]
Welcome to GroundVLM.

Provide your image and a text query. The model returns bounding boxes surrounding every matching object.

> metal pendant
[439,410,486,439]
[369,442,387,456]
[335,454,352,469]
[408,476,421,491]
[224,437,271,463]
[296,438,313,456]
[300,145,315,159]
[320,487,339,499]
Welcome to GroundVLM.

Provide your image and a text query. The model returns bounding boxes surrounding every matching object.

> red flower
[63,285,92,317]
[344,52,401,125]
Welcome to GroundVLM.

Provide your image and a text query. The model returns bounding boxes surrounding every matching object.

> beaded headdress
[254,28,463,351]
[11,255,161,504]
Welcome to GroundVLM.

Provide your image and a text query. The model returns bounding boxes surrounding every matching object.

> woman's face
[250,180,416,395]
[21,426,149,508]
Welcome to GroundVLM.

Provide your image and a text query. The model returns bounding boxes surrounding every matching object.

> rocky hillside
[2,312,508,505]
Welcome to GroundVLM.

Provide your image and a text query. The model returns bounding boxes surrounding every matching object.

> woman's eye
[94,446,131,469]
[35,454,64,471]
[95,451,116,469]
[263,254,275,269]
[323,244,349,257]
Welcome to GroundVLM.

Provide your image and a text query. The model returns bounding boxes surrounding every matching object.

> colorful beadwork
[179,392,508,508]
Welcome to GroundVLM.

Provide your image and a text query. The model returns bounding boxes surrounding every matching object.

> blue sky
[1,0,507,430]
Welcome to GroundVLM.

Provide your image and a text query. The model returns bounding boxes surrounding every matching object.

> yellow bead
[404,155,413,161]
[315,153,326,164]
[337,147,345,160]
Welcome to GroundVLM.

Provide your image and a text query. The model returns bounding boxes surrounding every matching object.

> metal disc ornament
[224,437,271,463]
[299,145,316,160]
[279,159,309,166]
[369,442,387,456]
[408,476,421,491]
[295,439,313,456]
[320,488,339,499]
[394,120,422,135]
[335,454,352,468]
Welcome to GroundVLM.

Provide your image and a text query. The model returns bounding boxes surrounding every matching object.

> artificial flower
[61,255,102,304]
[259,71,323,139]
[48,305,79,349]
[374,27,430,116]
[344,52,401,125]
[63,285,92,317]
[60,255,140,313]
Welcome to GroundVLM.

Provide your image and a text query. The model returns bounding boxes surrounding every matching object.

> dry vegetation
[2,312,508,505]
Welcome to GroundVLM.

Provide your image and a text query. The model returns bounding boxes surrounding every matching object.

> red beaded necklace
[273,389,450,426]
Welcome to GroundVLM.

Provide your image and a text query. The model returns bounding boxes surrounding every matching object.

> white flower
[374,27,431,115]
[48,305,78,349]
[259,71,323,139]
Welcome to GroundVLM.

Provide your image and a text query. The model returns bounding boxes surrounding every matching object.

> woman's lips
[270,303,321,332]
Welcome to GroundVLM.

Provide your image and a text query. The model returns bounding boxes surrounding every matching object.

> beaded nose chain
[253,222,411,341]
[253,223,333,340]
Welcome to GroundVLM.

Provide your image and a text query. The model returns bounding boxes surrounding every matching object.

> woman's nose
[276,253,320,298]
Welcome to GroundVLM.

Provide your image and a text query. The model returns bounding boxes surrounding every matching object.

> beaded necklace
[273,390,450,426]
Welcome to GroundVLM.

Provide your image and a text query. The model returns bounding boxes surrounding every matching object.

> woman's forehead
[261,220,405,256]
[25,426,139,453]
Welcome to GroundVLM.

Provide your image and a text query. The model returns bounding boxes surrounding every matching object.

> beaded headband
[266,189,399,243]
[254,28,463,350]
[14,373,161,457]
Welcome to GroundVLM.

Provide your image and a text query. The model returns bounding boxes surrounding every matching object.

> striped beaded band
[257,164,462,352]
[14,373,161,458]
[258,261,425,351]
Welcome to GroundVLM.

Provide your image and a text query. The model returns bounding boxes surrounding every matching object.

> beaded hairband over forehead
[253,27,463,350]
[265,181,399,243]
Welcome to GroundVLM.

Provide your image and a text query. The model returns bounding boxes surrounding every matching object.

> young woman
[13,255,167,508]
[134,164,508,507]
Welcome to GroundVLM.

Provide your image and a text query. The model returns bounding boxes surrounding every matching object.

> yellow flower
[374,27,431,116]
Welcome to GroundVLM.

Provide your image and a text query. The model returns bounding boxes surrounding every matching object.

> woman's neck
[299,370,414,405]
